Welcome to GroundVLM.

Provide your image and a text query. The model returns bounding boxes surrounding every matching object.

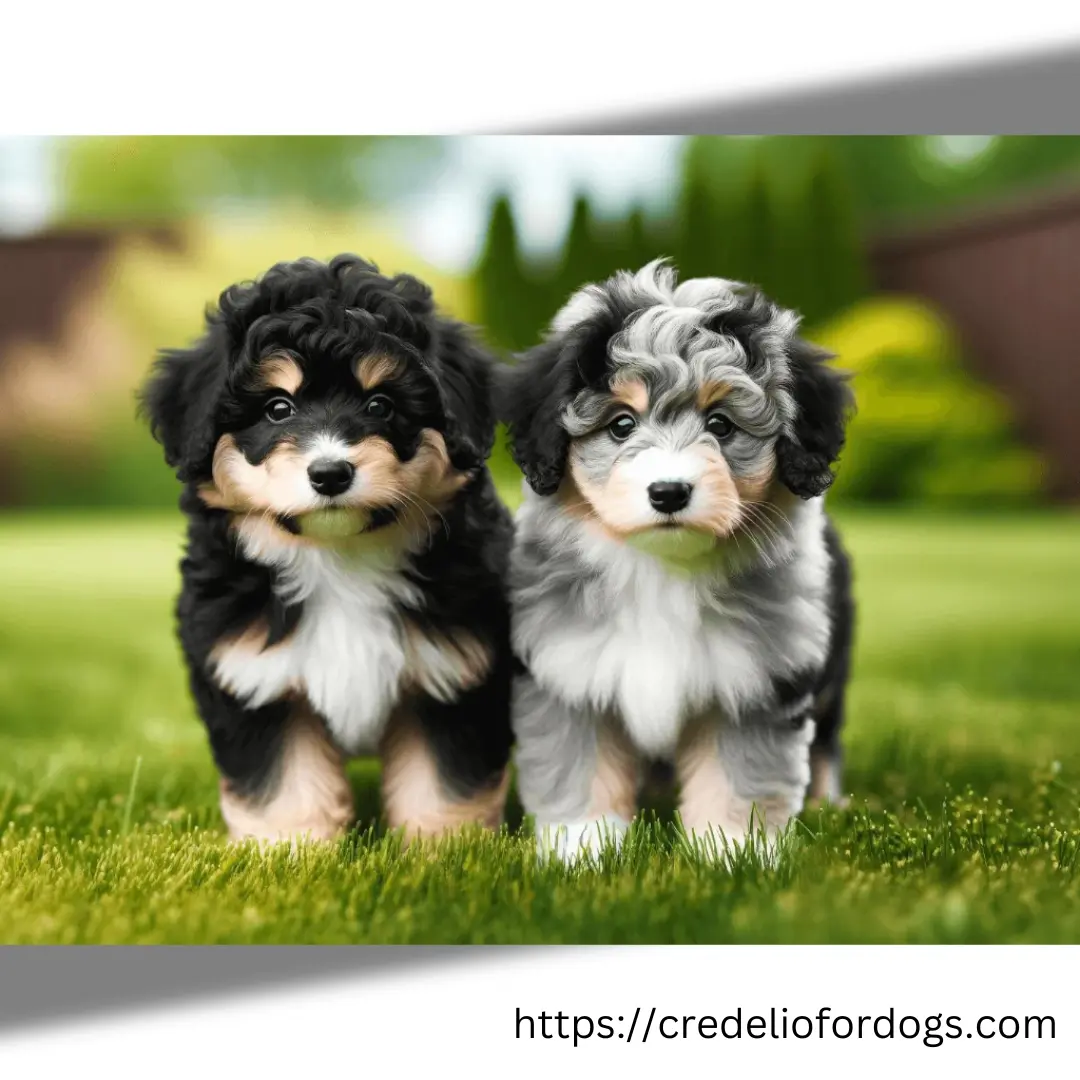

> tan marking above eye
[355,353,404,390]
[696,380,732,412]
[609,375,649,415]
[252,353,304,396]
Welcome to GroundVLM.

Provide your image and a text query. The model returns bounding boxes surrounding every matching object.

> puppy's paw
[535,816,629,866]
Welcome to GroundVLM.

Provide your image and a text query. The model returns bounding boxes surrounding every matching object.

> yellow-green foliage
[106,211,476,354]
[812,297,1046,505]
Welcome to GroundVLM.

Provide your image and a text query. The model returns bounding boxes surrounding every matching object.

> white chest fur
[212,538,420,755]
[511,497,832,759]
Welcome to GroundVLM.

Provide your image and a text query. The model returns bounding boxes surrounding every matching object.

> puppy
[141,255,514,845]
[499,260,855,862]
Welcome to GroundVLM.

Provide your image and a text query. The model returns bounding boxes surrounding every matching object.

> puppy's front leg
[214,700,355,846]
[513,674,639,863]
[380,661,513,842]
[676,713,814,862]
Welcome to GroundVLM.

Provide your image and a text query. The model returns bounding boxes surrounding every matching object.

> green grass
[1,504,1079,943]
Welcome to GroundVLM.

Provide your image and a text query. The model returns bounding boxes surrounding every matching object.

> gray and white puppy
[498,261,855,862]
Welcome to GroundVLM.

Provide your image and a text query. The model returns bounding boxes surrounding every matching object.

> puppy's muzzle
[308,458,355,497]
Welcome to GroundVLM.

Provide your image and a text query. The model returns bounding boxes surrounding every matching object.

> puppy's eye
[265,396,296,423]
[706,412,736,441]
[365,394,394,421]
[607,414,637,441]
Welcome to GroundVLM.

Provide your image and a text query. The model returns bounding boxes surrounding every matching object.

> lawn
[1,503,1079,944]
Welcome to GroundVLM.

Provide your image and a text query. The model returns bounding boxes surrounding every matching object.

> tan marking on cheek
[219,706,354,845]
[253,353,304,395]
[556,471,633,543]
[355,353,404,390]
[205,434,310,514]
[400,620,493,700]
[732,449,776,505]
[586,721,640,821]
[610,375,649,415]
[696,380,732,411]
[198,435,247,510]
[349,431,469,530]
[380,710,509,842]
[556,470,595,521]
[683,444,742,536]
[401,430,471,505]
[347,436,403,496]
[567,451,648,538]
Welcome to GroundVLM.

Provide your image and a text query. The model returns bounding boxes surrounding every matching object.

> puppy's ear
[139,327,228,482]
[776,337,855,499]
[429,320,498,472]
[496,339,579,496]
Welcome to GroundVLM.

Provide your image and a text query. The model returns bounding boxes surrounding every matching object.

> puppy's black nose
[308,459,355,497]
[648,481,692,515]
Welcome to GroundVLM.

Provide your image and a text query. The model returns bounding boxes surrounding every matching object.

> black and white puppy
[499,261,855,861]
[142,255,514,845]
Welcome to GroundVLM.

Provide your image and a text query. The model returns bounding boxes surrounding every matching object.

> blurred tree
[474,193,550,354]
[677,168,719,281]
[738,157,775,290]
[792,148,869,327]
[555,193,619,302]
[57,137,444,221]
[625,204,655,269]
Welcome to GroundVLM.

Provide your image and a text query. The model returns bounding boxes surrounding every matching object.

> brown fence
[870,184,1080,502]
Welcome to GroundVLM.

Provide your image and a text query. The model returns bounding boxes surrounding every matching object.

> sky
[0,137,55,235]
[391,136,685,269]
[0,136,686,272]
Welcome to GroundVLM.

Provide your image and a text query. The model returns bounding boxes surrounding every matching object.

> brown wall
[870,185,1080,501]
[0,228,181,505]
[0,228,181,356]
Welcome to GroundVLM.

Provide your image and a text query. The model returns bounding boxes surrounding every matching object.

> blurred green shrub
[813,297,1046,506]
